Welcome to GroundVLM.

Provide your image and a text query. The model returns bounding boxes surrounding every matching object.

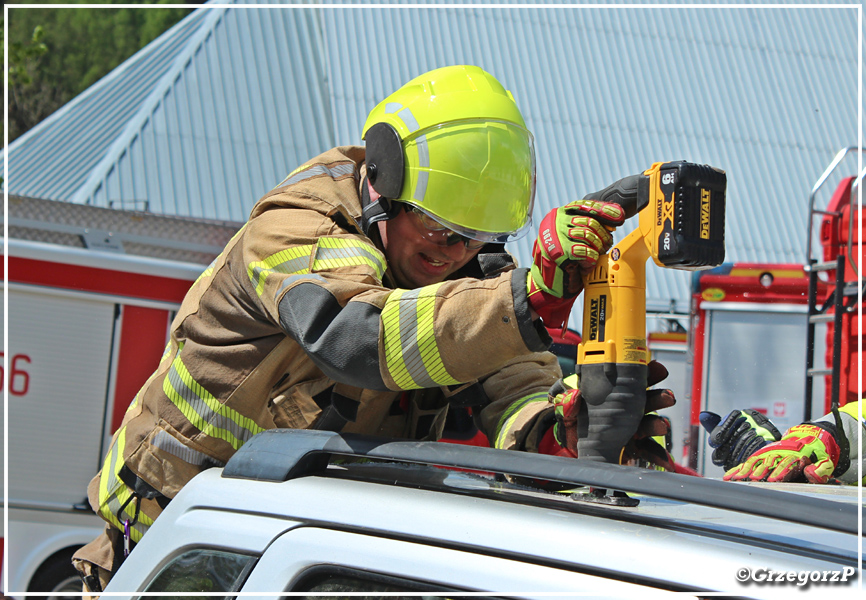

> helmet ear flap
[365,122,404,199]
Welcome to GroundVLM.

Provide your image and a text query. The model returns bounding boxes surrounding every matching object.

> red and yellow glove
[527,199,625,329]
[724,424,841,484]
[548,385,580,458]
[539,361,681,467]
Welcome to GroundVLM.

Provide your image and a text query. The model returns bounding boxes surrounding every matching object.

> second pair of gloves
[701,409,841,484]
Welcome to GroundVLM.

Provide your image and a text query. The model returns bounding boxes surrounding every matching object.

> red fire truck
[686,148,863,476]
[3,196,239,594]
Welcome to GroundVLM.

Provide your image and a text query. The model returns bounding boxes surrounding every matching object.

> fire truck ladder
[804,146,864,421]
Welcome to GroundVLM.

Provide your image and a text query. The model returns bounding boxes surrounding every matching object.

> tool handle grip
[583,174,648,220]
[576,363,648,463]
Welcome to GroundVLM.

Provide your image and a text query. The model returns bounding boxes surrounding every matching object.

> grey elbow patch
[512,268,552,353]
[278,282,389,391]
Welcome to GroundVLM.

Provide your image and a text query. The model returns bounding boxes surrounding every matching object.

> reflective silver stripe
[276,273,326,298]
[107,504,149,540]
[413,134,430,202]
[106,435,121,493]
[101,442,150,541]
[249,245,314,297]
[152,430,225,468]
[280,162,356,188]
[398,107,420,132]
[315,245,384,269]
[166,366,261,446]
[414,171,429,203]
[105,493,149,541]
[396,289,438,388]
[250,254,310,290]
[312,238,387,278]
[194,257,218,285]
[415,134,430,167]
[385,102,402,114]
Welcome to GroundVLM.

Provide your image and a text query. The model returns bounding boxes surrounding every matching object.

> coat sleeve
[813,401,865,485]
[236,206,551,392]
[477,351,562,451]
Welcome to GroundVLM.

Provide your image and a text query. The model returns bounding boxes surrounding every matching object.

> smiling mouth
[421,253,447,268]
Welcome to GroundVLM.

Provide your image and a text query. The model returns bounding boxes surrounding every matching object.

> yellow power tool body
[576,161,727,463]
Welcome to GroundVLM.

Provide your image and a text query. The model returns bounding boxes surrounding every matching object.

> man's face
[377,207,481,288]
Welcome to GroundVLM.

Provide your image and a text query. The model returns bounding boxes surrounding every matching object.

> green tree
[5,1,197,144]
[5,22,51,144]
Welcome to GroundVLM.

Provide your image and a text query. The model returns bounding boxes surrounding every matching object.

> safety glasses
[405,205,488,250]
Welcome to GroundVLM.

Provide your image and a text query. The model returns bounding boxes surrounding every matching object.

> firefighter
[73,65,665,592]
[701,401,864,484]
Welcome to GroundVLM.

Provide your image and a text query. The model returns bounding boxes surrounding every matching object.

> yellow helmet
[362,65,536,244]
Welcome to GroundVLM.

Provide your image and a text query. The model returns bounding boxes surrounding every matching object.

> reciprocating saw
[576,161,727,464]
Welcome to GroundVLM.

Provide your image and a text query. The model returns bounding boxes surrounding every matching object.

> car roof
[117,430,862,597]
[222,429,861,535]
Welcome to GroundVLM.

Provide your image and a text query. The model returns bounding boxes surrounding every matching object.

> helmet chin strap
[361,175,401,236]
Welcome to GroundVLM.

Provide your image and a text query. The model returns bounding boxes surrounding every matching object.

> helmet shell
[362,65,536,242]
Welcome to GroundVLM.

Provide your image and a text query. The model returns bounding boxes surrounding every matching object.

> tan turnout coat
[76,146,560,576]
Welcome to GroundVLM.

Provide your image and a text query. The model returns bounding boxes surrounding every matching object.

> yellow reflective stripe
[382,285,460,390]
[414,285,457,386]
[312,237,387,279]
[97,427,125,527]
[249,238,385,299]
[248,245,314,297]
[496,412,521,450]
[383,289,415,388]
[109,485,154,543]
[193,262,215,286]
[97,427,152,542]
[494,392,548,449]
[125,392,139,414]
[163,344,265,450]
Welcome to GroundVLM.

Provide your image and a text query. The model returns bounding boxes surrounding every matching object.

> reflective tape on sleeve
[382,285,460,390]
[194,258,217,286]
[248,245,315,297]
[312,237,387,279]
[495,392,548,450]
[249,238,386,299]
[275,161,356,189]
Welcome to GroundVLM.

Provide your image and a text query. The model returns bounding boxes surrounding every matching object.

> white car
[104,429,861,599]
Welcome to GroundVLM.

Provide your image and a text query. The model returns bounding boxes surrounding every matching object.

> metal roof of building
[4,0,861,326]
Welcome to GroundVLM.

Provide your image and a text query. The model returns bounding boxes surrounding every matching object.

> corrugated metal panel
[4,9,212,203]
[3,2,336,223]
[4,1,861,326]
[317,3,860,323]
[82,5,335,222]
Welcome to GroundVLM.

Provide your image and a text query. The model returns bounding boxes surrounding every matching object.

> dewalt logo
[588,295,607,341]
[700,188,711,240]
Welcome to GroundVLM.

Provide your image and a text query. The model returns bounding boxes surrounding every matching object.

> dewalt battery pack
[652,161,726,269]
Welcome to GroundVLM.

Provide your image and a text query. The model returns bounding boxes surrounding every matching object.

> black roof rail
[222,429,861,536]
